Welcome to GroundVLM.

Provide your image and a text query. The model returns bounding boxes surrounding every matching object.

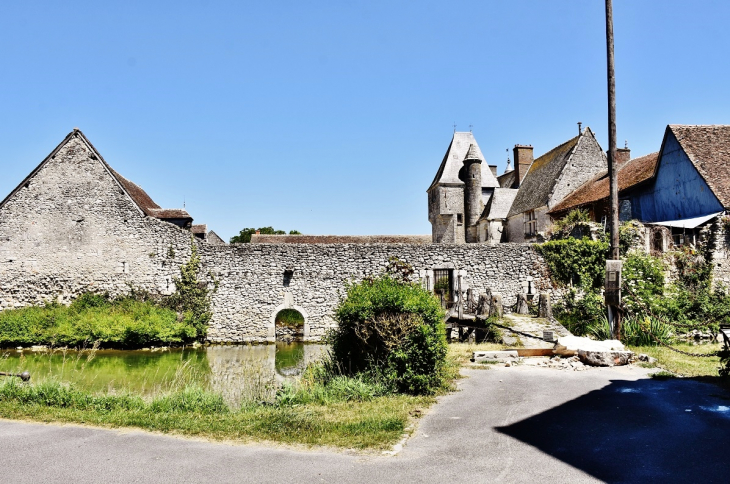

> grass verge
[628,343,723,377]
[0,379,432,449]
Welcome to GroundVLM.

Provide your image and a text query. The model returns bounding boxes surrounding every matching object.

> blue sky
[2,1,730,240]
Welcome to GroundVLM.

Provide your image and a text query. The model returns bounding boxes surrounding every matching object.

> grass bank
[0,293,202,348]
[629,343,723,378]
[0,379,432,449]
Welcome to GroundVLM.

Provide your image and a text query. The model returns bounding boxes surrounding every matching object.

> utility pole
[605,0,622,340]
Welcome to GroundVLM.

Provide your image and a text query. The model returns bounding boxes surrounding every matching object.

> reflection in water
[0,343,327,407]
[206,343,326,406]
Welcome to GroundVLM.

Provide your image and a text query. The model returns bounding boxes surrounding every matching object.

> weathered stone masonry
[0,130,557,343]
[200,243,553,343]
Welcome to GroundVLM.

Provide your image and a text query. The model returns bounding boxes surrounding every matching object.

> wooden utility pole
[605,0,622,339]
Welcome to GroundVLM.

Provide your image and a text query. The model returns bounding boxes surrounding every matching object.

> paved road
[2,365,729,483]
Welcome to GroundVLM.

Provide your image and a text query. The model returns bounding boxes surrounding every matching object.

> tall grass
[0,295,201,348]
[590,314,672,345]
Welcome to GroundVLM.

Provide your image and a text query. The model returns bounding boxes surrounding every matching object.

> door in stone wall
[433,268,454,310]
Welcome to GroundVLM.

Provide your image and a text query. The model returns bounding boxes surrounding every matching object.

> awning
[647,212,722,229]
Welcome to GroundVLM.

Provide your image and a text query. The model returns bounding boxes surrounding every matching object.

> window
[524,210,537,236]
[456,213,463,225]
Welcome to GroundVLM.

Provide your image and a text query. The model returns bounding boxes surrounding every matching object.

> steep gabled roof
[669,125,730,207]
[497,170,516,188]
[480,188,518,221]
[548,151,659,215]
[0,129,191,222]
[507,133,581,217]
[428,132,500,190]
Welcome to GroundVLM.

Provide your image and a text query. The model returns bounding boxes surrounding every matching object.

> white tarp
[647,212,722,229]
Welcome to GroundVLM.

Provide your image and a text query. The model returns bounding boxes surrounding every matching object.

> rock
[504,362,512,367]
[554,335,625,356]
[472,350,519,362]
[638,353,658,364]
[578,349,634,367]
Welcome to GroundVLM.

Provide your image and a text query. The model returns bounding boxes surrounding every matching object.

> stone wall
[0,135,193,310]
[199,242,554,343]
[428,185,465,243]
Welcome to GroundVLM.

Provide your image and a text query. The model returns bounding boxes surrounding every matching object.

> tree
[229,227,300,243]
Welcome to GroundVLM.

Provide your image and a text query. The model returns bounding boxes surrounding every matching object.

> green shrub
[552,209,592,237]
[164,242,215,338]
[622,251,665,314]
[536,238,609,289]
[329,274,447,395]
[554,288,605,336]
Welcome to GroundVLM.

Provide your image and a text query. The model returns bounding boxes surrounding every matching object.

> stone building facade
[506,127,607,242]
[0,129,195,310]
[427,132,500,243]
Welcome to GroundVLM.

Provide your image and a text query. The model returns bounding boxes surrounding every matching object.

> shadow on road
[496,377,730,483]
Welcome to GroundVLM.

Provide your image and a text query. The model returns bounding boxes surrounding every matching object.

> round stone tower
[463,144,483,243]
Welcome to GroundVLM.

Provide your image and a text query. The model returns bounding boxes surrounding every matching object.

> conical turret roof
[464,144,481,161]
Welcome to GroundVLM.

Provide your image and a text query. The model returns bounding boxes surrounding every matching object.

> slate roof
[0,129,192,222]
[548,151,659,215]
[670,125,730,207]
[498,170,516,188]
[507,133,582,217]
[428,132,500,190]
[480,188,519,221]
[191,224,207,234]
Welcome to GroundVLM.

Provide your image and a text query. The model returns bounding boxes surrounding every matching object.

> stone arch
[269,292,309,342]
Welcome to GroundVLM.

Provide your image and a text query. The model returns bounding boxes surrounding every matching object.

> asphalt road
[2,364,729,483]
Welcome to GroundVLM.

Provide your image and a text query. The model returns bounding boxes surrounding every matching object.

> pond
[0,343,328,406]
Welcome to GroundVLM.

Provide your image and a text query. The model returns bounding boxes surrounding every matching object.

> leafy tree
[230,227,300,243]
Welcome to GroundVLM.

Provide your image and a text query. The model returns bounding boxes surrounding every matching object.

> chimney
[616,141,630,166]
[513,145,534,188]
[489,165,498,177]
[255,230,260,235]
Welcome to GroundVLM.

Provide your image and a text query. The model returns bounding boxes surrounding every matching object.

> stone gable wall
[549,132,607,209]
[0,135,194,309]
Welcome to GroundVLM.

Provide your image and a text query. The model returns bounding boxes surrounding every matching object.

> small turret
[463,144,483,243]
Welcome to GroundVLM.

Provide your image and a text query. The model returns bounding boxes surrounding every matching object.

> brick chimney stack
[512,145,534,188]
[616,142,630,166]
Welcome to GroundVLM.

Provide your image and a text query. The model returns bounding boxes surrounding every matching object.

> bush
[621,251,665,314]
[329,274,447,395]
[536,238,609,289]
[164,242,215,338]
[554,288,605,336]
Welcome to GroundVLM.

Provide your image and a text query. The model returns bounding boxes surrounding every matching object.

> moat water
[0,343,327,406]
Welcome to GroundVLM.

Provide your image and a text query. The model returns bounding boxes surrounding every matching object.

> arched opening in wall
[275,308,305,342]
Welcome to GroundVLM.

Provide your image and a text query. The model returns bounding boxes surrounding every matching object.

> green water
[0,343,327,402]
